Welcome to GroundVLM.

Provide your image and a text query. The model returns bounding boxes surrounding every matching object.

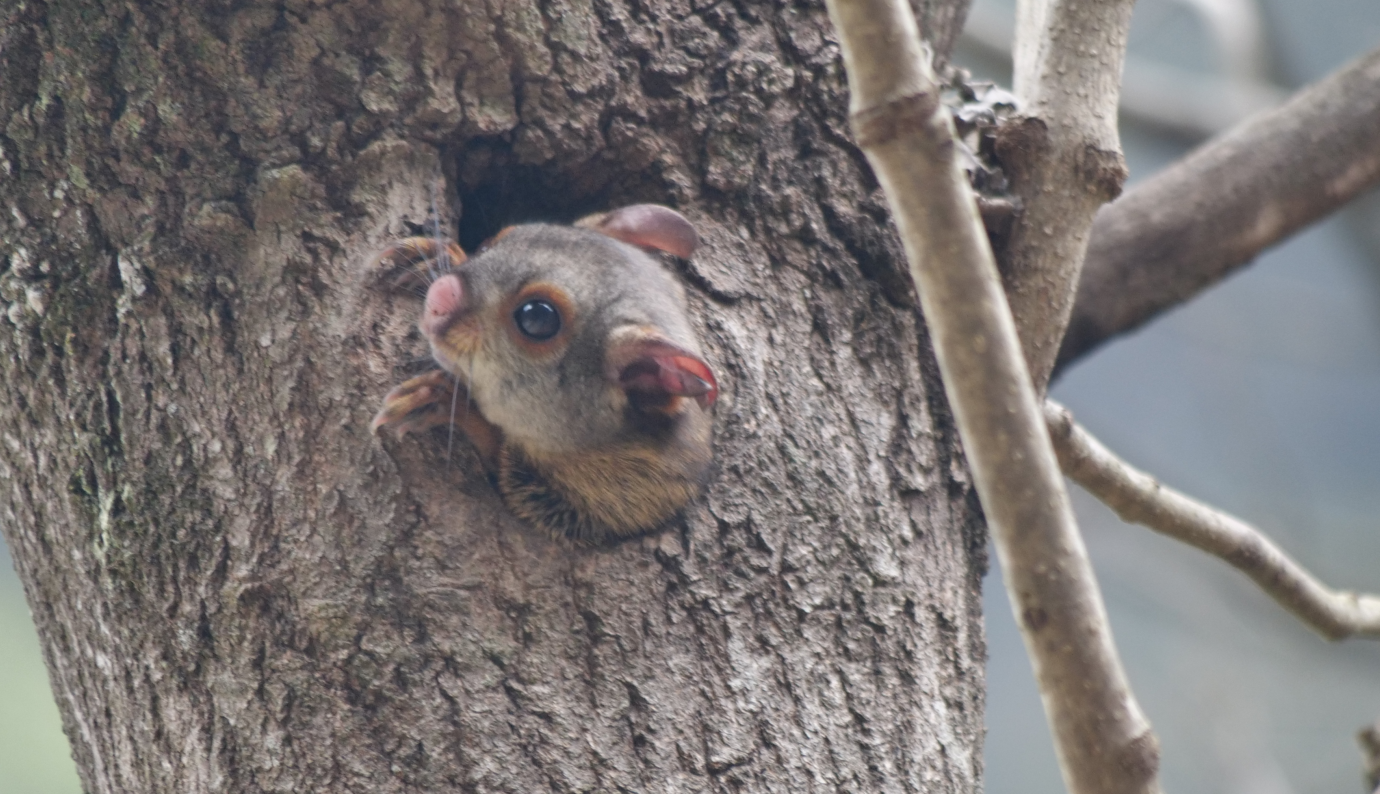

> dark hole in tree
[455,165,585,252]
[451,139,677,252]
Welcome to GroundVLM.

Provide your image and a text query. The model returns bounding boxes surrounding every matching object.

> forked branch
[1044,401,1380,641]
[821,1,1160,793]
[1000,0,1137,388]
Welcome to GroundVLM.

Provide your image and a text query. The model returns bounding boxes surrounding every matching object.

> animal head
[421,205,717,455]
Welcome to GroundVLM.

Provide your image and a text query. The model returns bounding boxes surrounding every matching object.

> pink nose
[421,274,465,337]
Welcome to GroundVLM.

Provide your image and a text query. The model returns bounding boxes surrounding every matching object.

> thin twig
[1044,400,1380,640]
[820,2,1161,793]
[999,0,1137,389]
[1058,46,1380,374]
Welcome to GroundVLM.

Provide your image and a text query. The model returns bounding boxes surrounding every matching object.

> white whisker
[447,371,461,467]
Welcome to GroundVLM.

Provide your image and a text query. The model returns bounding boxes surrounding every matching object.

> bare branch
[1360,720,1380,793]
[998,0,1136,389]
[1044,400,1380,641]
[1058,46,1380,373]
[961,4,1286,138]
[822,2,1160,793]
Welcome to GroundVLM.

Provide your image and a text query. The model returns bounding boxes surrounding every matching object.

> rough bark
[0,2,987,793]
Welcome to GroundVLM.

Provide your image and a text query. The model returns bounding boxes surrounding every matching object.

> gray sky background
[965,1,1380,792]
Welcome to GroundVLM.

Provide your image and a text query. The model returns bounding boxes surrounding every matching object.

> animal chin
[429,325,481,374]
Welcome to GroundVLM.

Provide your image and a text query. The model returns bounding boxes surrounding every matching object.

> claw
[370,369,504,469]
[372,237,468,292]
[371,370,459,437]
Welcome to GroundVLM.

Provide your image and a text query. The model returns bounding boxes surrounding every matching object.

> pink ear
[582,204,699,259]
[607,331,718,410]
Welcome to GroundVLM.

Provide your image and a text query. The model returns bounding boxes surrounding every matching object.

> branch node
[1022,606,1050,631]
[1117,729,1162,782]
[1077,144,1128,202]
[992,114,1051,180]
[849,91,941,148]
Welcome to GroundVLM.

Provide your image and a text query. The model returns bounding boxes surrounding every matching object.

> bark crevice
[1,2,986,793]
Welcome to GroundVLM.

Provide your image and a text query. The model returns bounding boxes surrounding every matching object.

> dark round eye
[514,298,562,340]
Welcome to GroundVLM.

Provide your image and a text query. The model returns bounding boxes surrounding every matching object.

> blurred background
[956,0,1380,792]
[0,538,77,793]
[2,0,1379,791]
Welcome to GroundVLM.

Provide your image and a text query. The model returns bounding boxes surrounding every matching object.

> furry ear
[578,204,699,259]
[606,326,718,411]
[473,225,516,254]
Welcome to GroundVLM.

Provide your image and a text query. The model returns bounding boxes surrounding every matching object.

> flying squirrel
[371,205,718,544]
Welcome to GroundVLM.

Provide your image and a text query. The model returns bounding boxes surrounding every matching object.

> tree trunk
[0,1,986,792]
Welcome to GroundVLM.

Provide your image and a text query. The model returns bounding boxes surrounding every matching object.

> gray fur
[429,224,704,454]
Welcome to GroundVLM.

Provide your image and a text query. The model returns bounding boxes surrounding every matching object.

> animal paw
[372,237,467,292]
[370,370,461,437]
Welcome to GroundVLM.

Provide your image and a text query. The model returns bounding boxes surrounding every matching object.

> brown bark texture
[0,1,987,793]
